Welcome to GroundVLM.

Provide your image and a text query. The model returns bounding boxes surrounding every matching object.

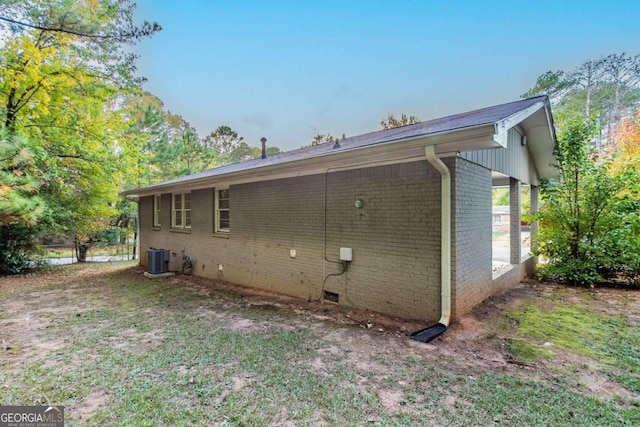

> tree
[534,114,640,286]
[265,146,281,157]
[569,59,605,118]
[170,130,217,177]
[600,53,640,129]
[300,127,338,148]
[612,108,640,169]
[607,110,640,284]
[306,133,335,147]
[0,129,47,272]
[225,142,259,164]
[0,130,44,226]
[203,126,244,154]
[125,107,218,181]
[0,0,160,132]
[380,113,421,129]
[522,70,572,103]
[0,0,160,270]
[526,57,640,286]
[524,53,640,140]
[120,95,170,186]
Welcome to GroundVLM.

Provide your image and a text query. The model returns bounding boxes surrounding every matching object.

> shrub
[535,115,640,287]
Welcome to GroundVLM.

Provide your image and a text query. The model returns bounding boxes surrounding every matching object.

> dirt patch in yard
[1,262,638,423]
[177,273,425,336]
[175,270,637,406]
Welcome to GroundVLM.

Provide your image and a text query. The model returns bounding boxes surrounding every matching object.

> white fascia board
[521,104,558,180]
[492,100,546,148]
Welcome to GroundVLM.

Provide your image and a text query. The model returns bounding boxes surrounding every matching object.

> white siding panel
[461,128,539,185]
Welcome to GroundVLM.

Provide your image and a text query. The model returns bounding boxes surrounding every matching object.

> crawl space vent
[323,291,339,303]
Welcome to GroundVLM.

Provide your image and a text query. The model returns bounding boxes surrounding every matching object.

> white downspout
[424,146,451,326]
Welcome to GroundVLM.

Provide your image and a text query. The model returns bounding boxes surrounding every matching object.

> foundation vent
[323,291,339,303]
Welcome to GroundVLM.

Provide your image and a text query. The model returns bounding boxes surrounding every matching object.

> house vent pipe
[411,145,451,342]
[260,137,267,159]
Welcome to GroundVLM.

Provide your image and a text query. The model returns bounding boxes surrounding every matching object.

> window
[172,193,191,229]
[492,214,503,225]
[216,189,229,232]
[153,195,161,227]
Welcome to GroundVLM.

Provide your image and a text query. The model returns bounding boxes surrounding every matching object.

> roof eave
[123,123,500,198]
[520,101,558,180]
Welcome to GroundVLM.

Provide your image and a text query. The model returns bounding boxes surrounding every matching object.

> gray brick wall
[138,156,526,322]
[324,162,441,320]
[510,177,522,264]
[138,161,443,321]
[448,157,493,319]
[530,185,539,257]
[228,175,325,301]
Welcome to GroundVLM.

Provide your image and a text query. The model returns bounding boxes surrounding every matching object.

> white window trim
[215,188,229,233]
[153,195,161,227]
[172,193,192,229]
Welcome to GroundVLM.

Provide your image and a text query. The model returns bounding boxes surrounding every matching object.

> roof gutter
[411,145,451,343]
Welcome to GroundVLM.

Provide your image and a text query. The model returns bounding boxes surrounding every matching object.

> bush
[535,115,640,287]
[0,224,41,274]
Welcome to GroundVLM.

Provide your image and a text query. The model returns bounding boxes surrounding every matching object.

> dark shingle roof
[127,96,549,192]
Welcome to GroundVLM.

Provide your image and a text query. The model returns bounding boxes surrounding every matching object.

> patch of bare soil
[71,389,109,422]
[2,263,638,414]
[0,263,128,293]
[439,280,639,404]
[174,271,425,337]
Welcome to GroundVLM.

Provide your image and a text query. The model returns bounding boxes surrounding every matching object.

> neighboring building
[124,96,556,323]
[492,206,511,233]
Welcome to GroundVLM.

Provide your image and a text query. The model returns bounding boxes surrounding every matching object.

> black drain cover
[410,323,447,343]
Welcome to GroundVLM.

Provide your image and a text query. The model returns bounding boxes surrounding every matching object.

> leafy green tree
[203,127,283,165]
[308,133,336,147]
[170,130,217,177]
[203,126,244,154]
[120,97,170,187]
[608,110,640,284]
[380,113,421,129]
[535,114,640,286]
[522,70,571,102]
[0,0,160,270]
[0,129,47,272]
[265,146,281,156]
[225,142,259,164]
[0,130,44,226]
[140,113,218,180]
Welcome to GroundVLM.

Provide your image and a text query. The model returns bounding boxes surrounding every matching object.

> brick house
[492,206,510,233]
[124,96,556,327]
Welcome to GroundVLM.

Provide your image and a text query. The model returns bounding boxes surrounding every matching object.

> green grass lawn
[1,263,638,426]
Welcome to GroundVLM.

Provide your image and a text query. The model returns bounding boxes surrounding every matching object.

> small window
[216,188,229,232]
[153,195,161,227]
[172,193,191,229]
[492,214,503,225]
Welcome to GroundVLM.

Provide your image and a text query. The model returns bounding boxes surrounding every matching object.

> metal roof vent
[260,137,267,159]
[332,133,346,150]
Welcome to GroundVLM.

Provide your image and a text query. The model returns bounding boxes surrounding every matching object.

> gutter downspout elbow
[424,146,451,327]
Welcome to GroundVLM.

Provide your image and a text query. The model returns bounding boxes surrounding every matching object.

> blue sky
[134,0,640,151]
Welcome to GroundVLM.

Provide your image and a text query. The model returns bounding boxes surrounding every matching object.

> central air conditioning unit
[147,248,170,274]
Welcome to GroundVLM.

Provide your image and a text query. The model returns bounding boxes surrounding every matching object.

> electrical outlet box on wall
[339,247,353,262]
